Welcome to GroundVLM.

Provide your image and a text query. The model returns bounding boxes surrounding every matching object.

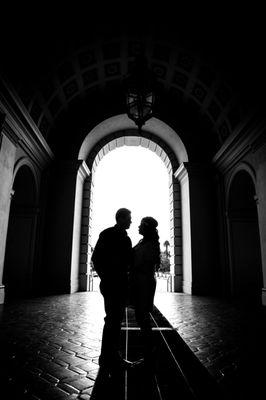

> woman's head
[138,216,161,266]
[138,216,158,237]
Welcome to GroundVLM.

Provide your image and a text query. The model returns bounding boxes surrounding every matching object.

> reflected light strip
[125,306,129,400]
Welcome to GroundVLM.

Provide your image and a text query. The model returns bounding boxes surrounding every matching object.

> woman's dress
[130,239,158,319]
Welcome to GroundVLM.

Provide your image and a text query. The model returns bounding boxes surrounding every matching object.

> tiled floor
[154,292,266,398]
[0,290,265,399]
[0,292,104,399]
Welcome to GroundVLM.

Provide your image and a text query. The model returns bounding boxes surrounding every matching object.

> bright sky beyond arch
[90,146,171,249]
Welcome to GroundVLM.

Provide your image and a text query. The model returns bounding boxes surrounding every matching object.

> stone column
[78,174,93,291]
[215,172,229,297]
[71,162,91,293]
[256,160,266,305]
[175,162,218,295]
[168,175,183,291]
[0,124,17,303]
[44,160,90,295]
[175,164,192,293]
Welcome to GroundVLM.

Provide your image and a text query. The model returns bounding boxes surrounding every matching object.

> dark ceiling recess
[1,8,265,155]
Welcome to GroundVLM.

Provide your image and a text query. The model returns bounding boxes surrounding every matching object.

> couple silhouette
[91,208,160,376]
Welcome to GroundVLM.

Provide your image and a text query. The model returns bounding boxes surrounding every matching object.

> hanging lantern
[124,55,156,133]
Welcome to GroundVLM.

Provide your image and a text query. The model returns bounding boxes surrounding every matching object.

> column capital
[174,162,188,182]
[56,160,91,177]
[174,162,214,181]
[0,111,5,132]
[262,288,266,306]
[78,160,91,180]
[10,189,15,200]
[0,284,5,304]
[0,112,5,149]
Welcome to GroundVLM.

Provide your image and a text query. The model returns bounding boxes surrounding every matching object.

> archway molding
[225,164,263,301]
[225,161,257,209]
[73,115,192,294]
[78,114,188,164]
[13,157,40,201]
[3,158,40,299]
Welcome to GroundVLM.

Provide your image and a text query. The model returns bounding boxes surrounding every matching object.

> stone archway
[74,115,192,294]
[226,166,263,302]
[3,160,39,299]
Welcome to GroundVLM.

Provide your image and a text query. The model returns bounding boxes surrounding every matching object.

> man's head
[115,208,132,230]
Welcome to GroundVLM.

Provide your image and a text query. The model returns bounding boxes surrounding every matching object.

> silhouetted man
[91,208,132,373]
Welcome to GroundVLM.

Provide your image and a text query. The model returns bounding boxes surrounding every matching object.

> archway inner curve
[227,169,263,302]
[3,164,38,300]
[77,128,186,293]
[78,114,188,165]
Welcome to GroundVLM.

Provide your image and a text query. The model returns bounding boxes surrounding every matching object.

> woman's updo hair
[141,216,158,231]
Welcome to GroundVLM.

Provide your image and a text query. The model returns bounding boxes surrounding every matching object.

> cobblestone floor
[154,292,266,398]
[0,291,265,399]
[0,292,104,400]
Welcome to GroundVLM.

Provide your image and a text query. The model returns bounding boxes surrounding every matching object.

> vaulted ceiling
[1,6,265,159]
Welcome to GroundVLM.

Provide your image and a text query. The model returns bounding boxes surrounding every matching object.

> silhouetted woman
[130,216,161,365]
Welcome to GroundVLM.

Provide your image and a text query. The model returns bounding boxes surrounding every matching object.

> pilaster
[0,129,17,303]
[175,162,218,295]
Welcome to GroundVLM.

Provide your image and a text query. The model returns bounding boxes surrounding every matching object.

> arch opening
[227,170,263,303]
[75,116,188,294]
[89,145,172,292]
[78,114,188,165]
[3,164,39,300]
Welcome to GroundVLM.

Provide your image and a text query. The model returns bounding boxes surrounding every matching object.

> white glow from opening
[91,146,171,249]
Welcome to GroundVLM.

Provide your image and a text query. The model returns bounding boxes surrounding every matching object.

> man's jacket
[91,225,132,279]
